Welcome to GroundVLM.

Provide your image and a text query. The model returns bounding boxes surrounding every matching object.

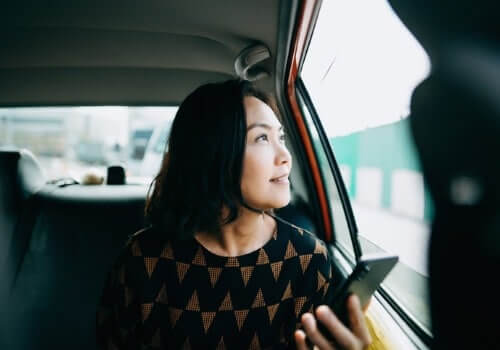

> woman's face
[241,96,292,210]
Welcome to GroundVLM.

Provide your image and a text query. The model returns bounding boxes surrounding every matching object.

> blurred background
[0,106,177,183]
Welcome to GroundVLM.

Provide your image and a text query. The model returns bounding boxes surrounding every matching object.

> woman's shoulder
[106,226,174,284]
[123,225,170,257]
[105,227,156,271]
[273,216,333,286]
[274,215,330,261]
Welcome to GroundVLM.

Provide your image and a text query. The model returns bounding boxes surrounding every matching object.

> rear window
[0,106,177,183]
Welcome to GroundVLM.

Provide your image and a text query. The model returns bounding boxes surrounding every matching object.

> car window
[140,122,173,178]
[300,0,432,333]
[297,92,357,259]
[0,106,177,183]
[153,125,171,154]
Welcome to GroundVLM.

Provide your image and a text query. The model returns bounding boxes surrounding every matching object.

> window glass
[299,96,354,257]
[0,106,177,183]
[301,0,432,331]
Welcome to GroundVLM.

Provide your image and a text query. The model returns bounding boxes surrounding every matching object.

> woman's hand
[294,295,372,350]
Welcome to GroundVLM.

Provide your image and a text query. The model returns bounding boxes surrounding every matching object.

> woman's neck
[195,207,275,257]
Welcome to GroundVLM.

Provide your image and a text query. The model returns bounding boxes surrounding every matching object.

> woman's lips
[270,174,289,184]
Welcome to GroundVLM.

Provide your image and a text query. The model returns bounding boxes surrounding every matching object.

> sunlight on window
[303,0,430,135]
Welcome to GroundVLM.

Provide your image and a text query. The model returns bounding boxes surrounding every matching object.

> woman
[96,79,371,349]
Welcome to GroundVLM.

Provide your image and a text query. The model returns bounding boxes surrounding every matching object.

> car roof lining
[0,0,280,106]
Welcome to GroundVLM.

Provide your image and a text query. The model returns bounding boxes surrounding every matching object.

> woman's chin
[245,189,291,211]
[270,194,291,209]
[247,197,290,211]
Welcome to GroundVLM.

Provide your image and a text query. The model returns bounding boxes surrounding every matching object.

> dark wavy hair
[145,79,272,241]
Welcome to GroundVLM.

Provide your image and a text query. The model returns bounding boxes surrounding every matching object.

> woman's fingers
[298,299,372,350]
[294,329,309,350]
[300,312,336,350]
[314,305,360,349]
[295,329,329,350]
[346,295,372,345]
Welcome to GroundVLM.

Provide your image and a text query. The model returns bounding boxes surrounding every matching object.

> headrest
[409,44,500,209]
[388,1,500,62]
[0,148,45,200]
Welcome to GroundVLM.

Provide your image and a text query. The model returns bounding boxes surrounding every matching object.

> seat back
[1,184,147,350]
[390,1,500,347]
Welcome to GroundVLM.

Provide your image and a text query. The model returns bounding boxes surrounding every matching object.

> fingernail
[316,305,328,316]
[295,330,306,342]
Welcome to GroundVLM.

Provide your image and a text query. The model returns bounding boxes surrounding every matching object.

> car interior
[0,1,323,349]
[1,0,499,349]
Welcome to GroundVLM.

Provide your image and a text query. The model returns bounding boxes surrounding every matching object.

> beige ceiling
[0,0,285,106]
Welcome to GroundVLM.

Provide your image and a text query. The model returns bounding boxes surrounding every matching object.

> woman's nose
[276,143,292,165]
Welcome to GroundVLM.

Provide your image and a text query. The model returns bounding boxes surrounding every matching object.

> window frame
[296,79,361,260]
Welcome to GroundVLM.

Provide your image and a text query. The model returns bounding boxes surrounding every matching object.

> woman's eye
[279,134,286,142]
[256,134,268,142]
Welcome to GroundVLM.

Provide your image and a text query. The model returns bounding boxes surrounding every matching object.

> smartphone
[319,253,398,334]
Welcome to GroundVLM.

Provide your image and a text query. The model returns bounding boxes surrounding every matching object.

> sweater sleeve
[96,248,141,350]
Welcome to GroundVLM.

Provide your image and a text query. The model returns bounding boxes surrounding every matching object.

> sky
[301,0,431,137]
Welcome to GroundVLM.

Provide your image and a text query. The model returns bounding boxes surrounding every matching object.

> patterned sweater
[96,216,335,349]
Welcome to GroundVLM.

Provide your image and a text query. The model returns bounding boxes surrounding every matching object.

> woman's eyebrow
[247,123,284,132]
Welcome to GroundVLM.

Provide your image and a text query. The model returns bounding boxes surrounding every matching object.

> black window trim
[296,78,362,259]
